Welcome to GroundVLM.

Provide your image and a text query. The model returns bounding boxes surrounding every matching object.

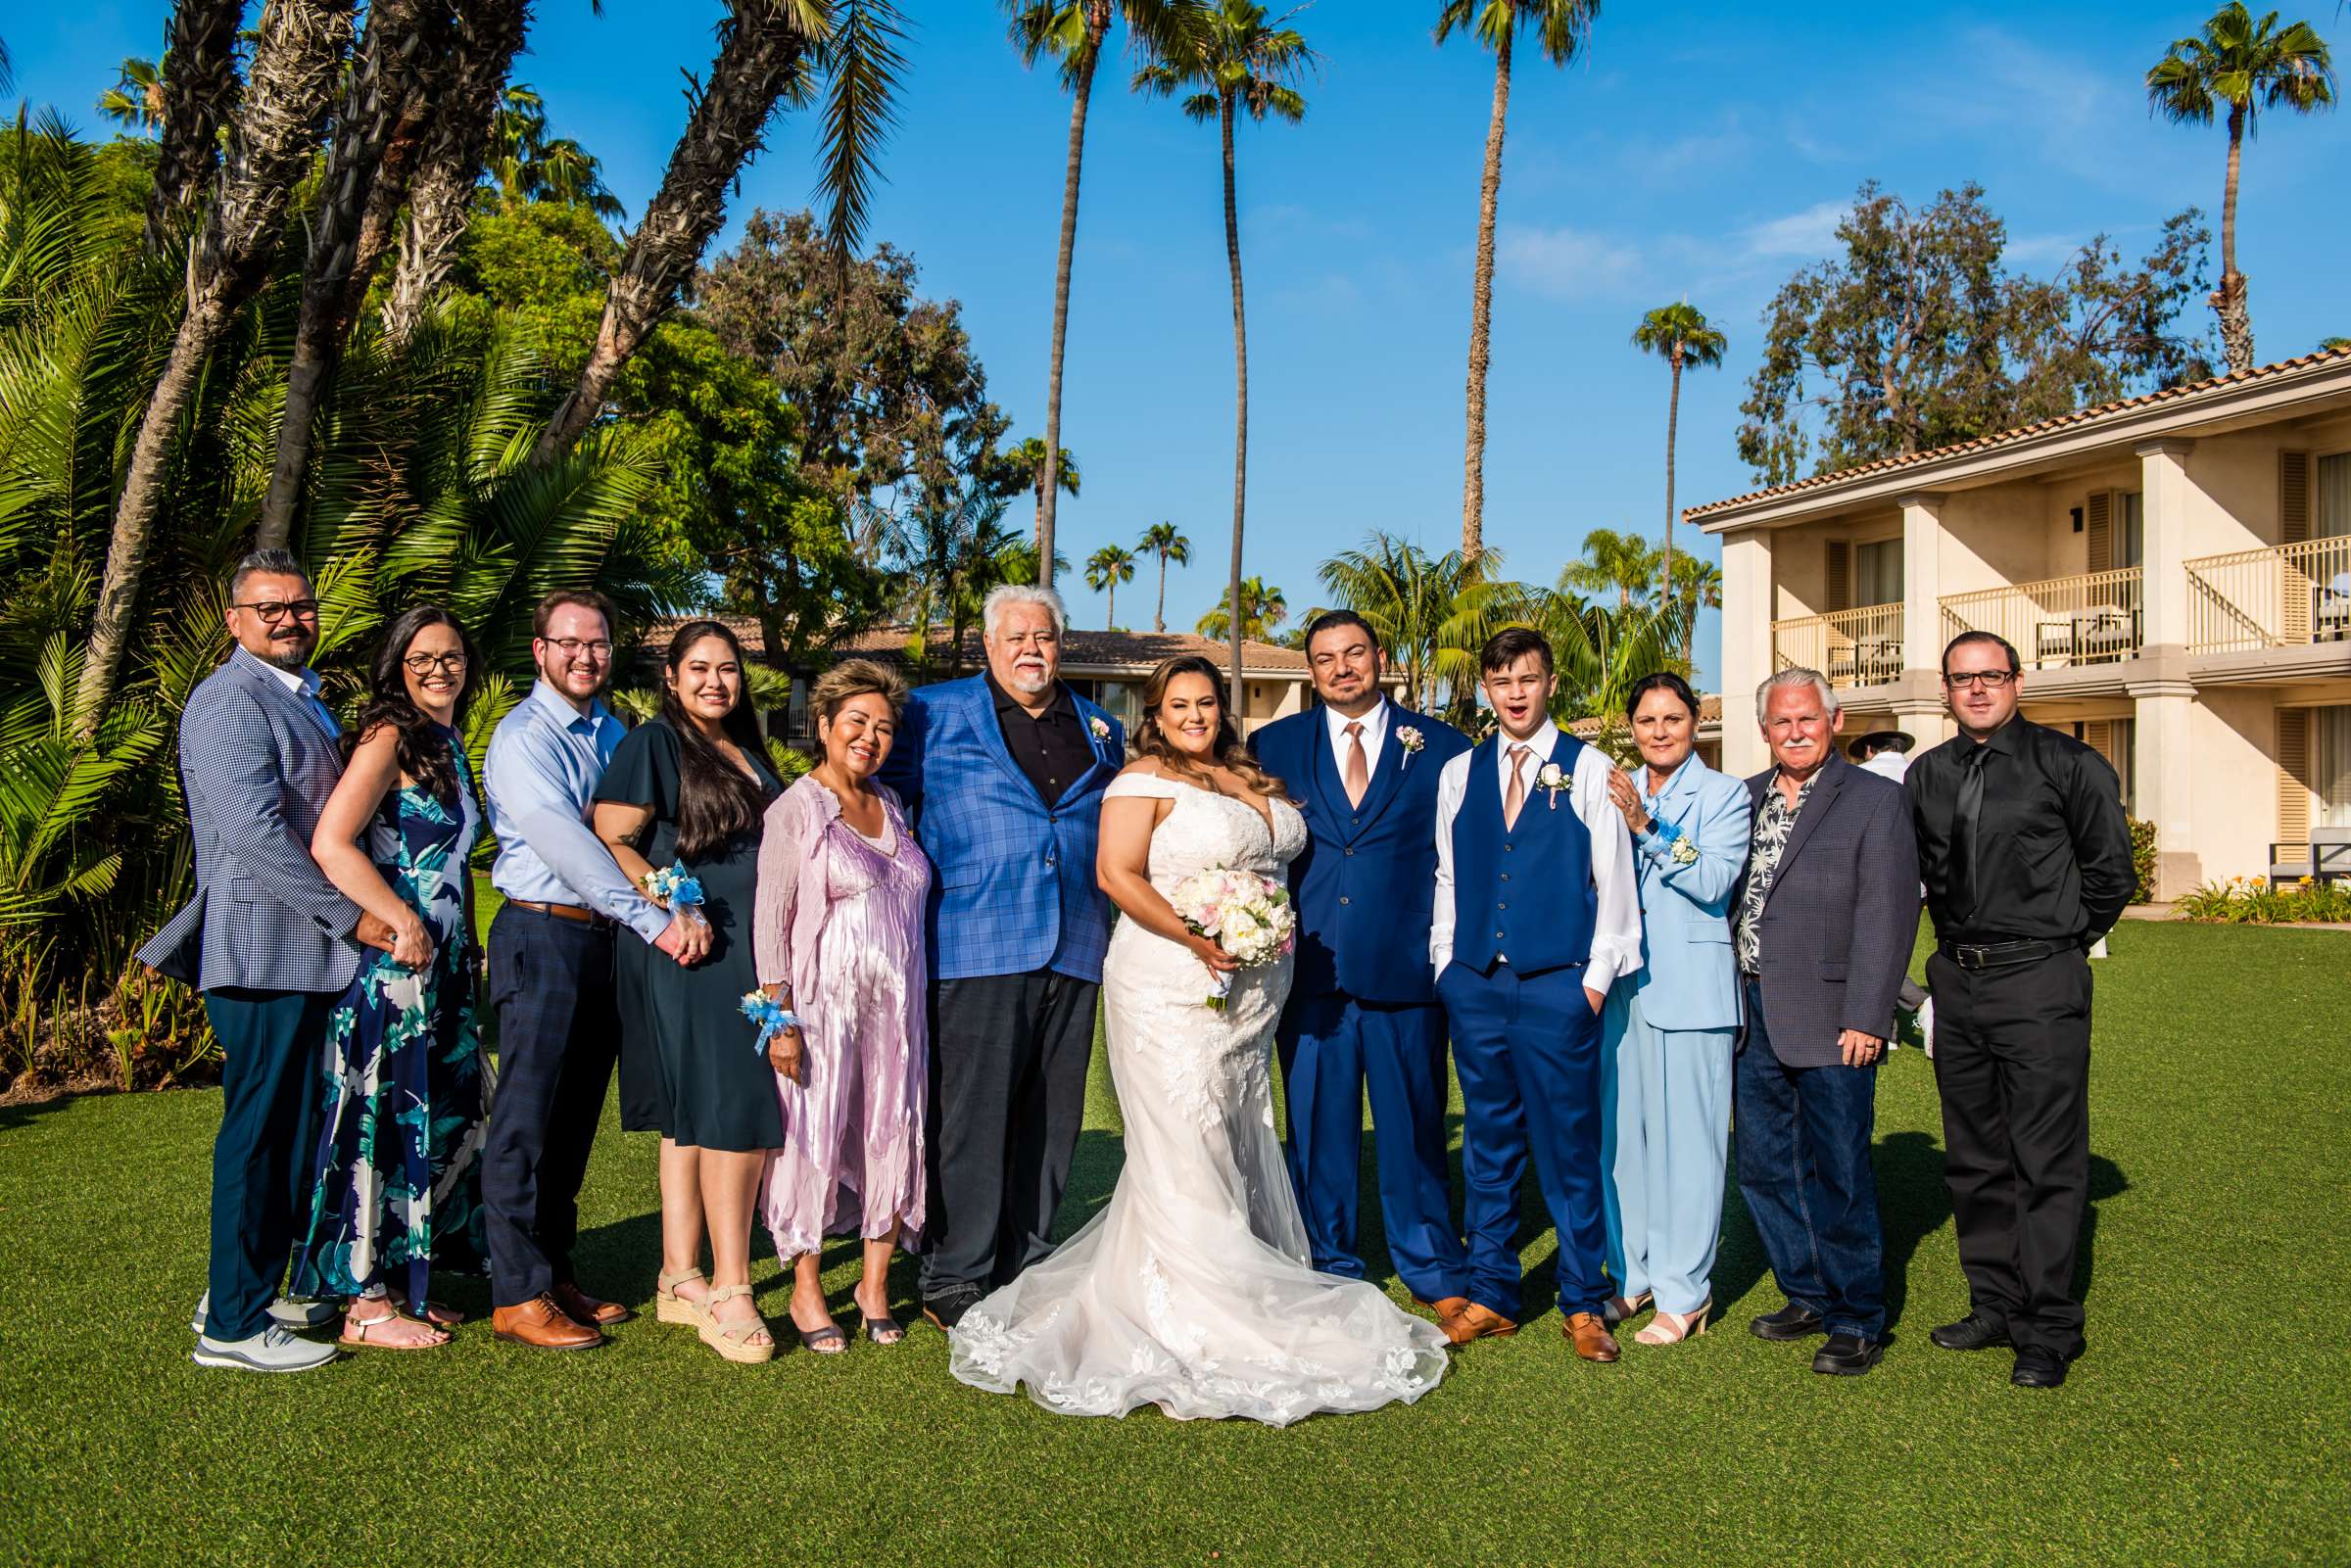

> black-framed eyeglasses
[403,653,469,676]
[232,599,321,623]
[544,637,614,659]
[1943,670,2018,690]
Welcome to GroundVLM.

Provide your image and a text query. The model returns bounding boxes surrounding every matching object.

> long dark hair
[1133,654,1293,801]
[659,619,770,859]
[1623,670,1701,723]
[348,605,479,807]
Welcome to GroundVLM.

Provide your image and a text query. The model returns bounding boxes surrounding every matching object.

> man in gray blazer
[141,549,396,1374]
[1731,668,1920,1376]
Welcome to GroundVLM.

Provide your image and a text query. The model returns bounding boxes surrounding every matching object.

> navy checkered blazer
[138,648,364,995]
[880,675,1124,983]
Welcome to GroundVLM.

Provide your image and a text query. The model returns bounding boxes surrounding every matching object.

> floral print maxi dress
[292,737,489,1303]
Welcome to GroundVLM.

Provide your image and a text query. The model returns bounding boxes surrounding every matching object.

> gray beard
[255,642,311,673]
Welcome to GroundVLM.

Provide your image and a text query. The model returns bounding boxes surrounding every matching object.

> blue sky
[11,1,2349,687]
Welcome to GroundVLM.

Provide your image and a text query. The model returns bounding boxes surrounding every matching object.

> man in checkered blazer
[879,584,1125,1330]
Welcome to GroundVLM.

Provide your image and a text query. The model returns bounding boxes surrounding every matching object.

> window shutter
[2280,451,2310,545]
[2084,720,2113,769]
[1825,541,1850,612]
[2085,490,2112,574]
[2279,706,2311,846]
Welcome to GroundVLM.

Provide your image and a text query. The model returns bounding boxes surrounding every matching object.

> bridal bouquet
[1168,864,1296,1011]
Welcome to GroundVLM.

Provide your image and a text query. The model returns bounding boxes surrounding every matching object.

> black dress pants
[483,904,620,1307]
[921,966,1099,1300]
[1925,946,2092,1359]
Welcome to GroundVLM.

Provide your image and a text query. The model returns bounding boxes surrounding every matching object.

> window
[2109,718,2135,815]
[2321,705,2351,829]
[2119,492,2145,569]
[2320,453,2351,539]
[1854,539,1903,607]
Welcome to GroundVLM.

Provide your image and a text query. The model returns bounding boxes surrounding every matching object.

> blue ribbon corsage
[740,990,803,1057]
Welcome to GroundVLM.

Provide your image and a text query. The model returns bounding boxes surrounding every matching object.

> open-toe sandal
[797,1314,850,1355]
[696,1284,775,1364]
[857,1306,905,1347]
[655,1267,710,1328]
[340,1303,450,1352]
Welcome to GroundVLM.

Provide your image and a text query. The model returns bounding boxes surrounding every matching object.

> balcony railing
[2183,538,2351,654]
[1772,602,1902,689]
[1939,567,2143,671]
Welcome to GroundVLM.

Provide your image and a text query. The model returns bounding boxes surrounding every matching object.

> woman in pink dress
[752,660,931,1352]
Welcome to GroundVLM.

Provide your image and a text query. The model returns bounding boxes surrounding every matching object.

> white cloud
[1737,200,1848,261]
[1495,224,1641,300]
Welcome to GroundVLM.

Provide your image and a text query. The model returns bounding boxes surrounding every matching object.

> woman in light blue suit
[1600,673,1753,1344]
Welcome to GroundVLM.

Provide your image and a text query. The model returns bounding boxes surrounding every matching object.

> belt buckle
[1956,944,1987,972]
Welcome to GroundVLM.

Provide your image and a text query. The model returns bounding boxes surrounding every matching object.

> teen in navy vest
[1430,629,1642,1360]
[1251,612,1472,1317]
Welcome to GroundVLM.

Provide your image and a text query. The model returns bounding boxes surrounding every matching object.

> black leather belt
[1938,937,2072,971]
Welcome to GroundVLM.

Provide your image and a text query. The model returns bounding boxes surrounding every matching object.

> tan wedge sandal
[655,1267,710,1328]
[697,1284,776,1364]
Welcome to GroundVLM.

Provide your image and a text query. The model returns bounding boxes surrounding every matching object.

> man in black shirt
[987,668,1097,805]
[1907,631,2134,1390]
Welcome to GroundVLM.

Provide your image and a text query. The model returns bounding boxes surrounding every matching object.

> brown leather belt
[508,898,609,927]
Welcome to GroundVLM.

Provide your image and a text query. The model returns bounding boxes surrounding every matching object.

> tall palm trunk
[383,0,529,344]
[1662,348,1681,660]
[1460,26,1511,564]
[534,4,818,464]
[259,0,437,549]
[1105,580,1117,629]
[79,0,358,730]
[1220,93,1249,723]
[1154,548,1169,633]
[1036,18,1108,588]
[144,0,246,250]
[2216,102,2253,372]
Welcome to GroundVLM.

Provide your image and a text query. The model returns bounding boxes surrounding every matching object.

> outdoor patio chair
[2268,828,2351,886]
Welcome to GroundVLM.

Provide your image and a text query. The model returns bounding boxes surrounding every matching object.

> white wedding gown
[947,773,1450,1426]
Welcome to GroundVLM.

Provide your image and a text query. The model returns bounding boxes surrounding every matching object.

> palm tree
[1629,301,1725,624]
[1195,575,1286,641]
[1138,520,1191,632]
[1560,526,1661,616]
[1004,0,1203,585]
[1004,435,1082,521]
[1137,0,1314,712]
[383,0,530,342]
[1318,532,1518,719]
[1084,543,1136,627]
[98,59,166,134]
[143,0,246,249]
[2147,3,2336,371]
[1662,551,1722,673]
[1436,0,1601,562]
[1524,591,1674,746]
[487,88,629,219]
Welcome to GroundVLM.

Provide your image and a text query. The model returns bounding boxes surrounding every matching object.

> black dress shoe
[2011,1348,2069,1389]
[921,1286,983,1332]
[1749,1303,1827,1342]
[1930,1310,2011,1352]
[1811,1332,1885,1375]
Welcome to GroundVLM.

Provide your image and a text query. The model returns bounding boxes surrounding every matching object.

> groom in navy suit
[1253,612,1473,1323]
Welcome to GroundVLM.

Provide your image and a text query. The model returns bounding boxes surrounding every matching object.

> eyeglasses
[233,599,321,623]
[1943,670,2018,690]
[544,638,614,660]
[403,653,469,676]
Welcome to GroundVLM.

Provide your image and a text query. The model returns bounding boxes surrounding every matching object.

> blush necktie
[1343,722,1369,807]
[1504,743,1532,831]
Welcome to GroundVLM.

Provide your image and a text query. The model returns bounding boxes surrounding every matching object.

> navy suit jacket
[1252,702,1469,1006]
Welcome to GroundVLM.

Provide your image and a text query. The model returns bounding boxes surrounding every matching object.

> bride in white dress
[948,656,1450,1426]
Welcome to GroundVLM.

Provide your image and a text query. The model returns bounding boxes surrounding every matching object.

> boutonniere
[1087,715,1111,745]
[1536,761,1568,809]
[1395,726,1424,769]
[1670,834,1701,865]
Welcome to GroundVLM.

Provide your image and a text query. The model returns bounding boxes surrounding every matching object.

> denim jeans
[1734,978,1885,1339]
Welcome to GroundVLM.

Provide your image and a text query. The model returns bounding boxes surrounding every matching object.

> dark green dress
[596,717,784,1153]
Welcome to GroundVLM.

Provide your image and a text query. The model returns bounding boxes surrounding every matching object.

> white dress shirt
[260,657,341,737]
[1857,749,1909,784]
[1428,724,1642,994]
[1324,697,1390,780]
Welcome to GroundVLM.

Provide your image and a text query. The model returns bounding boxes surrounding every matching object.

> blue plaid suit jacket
[138,648,364,995]
[880,675,1124,983]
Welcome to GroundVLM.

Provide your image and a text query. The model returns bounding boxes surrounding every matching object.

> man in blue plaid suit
[141,549,398,1374]
[880,584,1125,1330]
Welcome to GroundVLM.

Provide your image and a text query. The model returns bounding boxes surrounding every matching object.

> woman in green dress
[594,620,783,1363]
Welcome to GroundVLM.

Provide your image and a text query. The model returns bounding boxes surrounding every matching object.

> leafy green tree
[97,59,165,133]
[1630,301,1725,620]
[2147,3,2336,371]
[1522,592,1674,731]
[1561,527,1660,615]
[1434,0,1600,562]
[487,87,628,219]
[1138,520,1192,632]
[1662,552,1721,676]
[1195,575,1286,641]
[1085,543,1135,627]
[1318,532,1516,720]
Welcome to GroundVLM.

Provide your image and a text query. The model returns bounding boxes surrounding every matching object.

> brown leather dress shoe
[1413,1295,1471,1326]
[1441,1303,1519,1345]
[492,1294,604,1351]
[1563,1310,1621,1363]
[552,1281,634,1326]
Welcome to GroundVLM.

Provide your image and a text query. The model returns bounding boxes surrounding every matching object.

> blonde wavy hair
[1130,655,1294,802]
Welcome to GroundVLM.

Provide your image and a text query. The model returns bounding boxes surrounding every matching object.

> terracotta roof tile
[646,618,1309,673]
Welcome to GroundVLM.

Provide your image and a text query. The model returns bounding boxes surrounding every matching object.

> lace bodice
[1102,770,1307,896]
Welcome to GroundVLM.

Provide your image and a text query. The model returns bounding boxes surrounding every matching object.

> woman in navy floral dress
[296,606,490,1351]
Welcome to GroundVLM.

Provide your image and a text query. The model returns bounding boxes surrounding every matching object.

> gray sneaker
[190,1291,340,1335]
[192,1325,341,1374]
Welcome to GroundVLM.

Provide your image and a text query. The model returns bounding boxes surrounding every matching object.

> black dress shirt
[1907,718,2135,944]
[987,672,1094,805]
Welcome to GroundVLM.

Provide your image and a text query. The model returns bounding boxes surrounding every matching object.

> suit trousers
[921,966,1099,1299]
[1438,960,1607,1322]
[1734,977,1885,1338]
[483,905,619,1307]
[1601,991,1735,1315]
[1276,992,1466,1302]
[1926,946,2092,1359]
[203,987,334,1341]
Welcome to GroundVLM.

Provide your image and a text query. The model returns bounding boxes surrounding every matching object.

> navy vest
[1450,731,1598,975]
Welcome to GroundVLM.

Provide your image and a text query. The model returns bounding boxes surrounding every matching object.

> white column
[2130,681,2201,898]
[2135,438,2196,650]
[1897,492,1945,673]
[1720,528,1775,777]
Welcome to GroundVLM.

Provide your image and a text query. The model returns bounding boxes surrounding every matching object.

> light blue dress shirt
[484,681,667,943]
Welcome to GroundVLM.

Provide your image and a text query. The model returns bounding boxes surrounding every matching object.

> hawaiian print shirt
[1734,768,1819,976]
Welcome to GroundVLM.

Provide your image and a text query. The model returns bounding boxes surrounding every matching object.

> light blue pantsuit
[1599,752,1752,1317]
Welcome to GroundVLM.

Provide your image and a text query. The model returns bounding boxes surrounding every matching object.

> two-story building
[1697,346,2351,896]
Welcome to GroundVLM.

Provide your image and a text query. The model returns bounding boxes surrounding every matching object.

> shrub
[2173,876,2351,925]
[2128,817,2158,905]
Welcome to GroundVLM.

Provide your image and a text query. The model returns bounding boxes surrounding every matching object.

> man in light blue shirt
[479,591,705,1350]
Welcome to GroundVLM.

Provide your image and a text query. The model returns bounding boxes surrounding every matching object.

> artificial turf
[1,922,2343,1564]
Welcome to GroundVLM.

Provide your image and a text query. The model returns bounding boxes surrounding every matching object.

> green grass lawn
[2,924,2344,1564]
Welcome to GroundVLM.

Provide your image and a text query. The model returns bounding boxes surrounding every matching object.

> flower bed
[2173,877,2351,925]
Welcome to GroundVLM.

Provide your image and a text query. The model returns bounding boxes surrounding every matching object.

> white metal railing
[2184,538,2351,654]
[1771,602,1902,689]
[1939,568,2143,671]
